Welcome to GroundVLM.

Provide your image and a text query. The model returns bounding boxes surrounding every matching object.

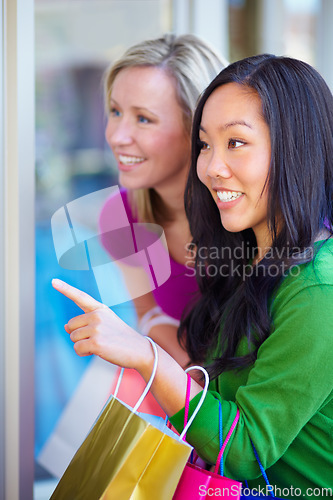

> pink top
[99,188,199,320]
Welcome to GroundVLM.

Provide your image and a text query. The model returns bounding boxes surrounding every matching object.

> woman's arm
[52,279,200,416]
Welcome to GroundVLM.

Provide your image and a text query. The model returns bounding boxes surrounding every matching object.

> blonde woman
[98,33,227,413]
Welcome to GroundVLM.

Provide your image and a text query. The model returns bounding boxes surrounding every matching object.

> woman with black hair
[53,54,333,495]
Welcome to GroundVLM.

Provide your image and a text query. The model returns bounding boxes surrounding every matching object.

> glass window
[34,1,173,497]
[228,0,320,64]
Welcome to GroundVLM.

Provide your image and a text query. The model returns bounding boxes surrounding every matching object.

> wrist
[136,335,157,381]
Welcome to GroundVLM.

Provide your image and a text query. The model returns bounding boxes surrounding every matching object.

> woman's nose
[206,152,232,179]
[105,117,134,147]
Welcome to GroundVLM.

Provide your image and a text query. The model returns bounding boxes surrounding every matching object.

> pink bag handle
[214,409,240,474]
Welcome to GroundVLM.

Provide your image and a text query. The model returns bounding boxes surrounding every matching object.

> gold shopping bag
[50,338,206,500]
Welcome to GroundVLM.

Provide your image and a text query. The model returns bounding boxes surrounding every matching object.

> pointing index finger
[52,279,107,313]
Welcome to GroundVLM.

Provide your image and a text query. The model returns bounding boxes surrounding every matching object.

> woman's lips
[217,190,243,202]
[117,154,145,171]
[215,190,244,209]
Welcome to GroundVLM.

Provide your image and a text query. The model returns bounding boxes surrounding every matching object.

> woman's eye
[228,139,244,149]
[198,139,210,151]
[110,107,121,117]
[138,115,150,124]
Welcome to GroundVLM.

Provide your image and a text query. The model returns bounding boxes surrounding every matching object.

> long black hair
[180,54,333,377]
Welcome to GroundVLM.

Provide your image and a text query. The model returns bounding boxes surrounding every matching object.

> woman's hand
[52,278,203,418]
[52,279,153,373]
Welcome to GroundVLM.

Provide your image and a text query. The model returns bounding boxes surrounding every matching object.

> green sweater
[170,240,333,499]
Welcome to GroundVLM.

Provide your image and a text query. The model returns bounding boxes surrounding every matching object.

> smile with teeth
[217,190,243,202]
[119,154,145,165]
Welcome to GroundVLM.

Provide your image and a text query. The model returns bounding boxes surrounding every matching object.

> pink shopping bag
[173,460,242,499]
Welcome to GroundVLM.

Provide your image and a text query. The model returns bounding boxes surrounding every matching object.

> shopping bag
[173,366,242,499]
[174,461,242,499]
[50,338,208,500]
[38,356,120,478]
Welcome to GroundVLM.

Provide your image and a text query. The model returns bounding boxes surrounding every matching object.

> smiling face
[196,82,272,250]
[105,65,191,193]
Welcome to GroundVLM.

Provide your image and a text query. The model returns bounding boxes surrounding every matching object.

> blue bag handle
[218,401,223,476]
[216,401,274,498]
[243,439,275,497]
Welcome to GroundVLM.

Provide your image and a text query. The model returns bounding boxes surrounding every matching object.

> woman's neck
[252,226,272,265]
[154,181,188,224]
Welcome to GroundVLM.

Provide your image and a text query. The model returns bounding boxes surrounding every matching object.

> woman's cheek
[196,158,207,186]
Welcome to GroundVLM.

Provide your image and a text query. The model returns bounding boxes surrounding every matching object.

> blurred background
[30,0,333,497]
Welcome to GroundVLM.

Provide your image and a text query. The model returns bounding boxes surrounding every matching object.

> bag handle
[218,400,223,475]
[214,409,239,474]
[113,336,158,413]
[182,371,240,474]
[215,410,274,498]
[243,441,275,497]
[182,373,191,441]
[178,365,209,441]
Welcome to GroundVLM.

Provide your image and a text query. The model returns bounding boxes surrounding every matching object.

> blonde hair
[103,33,228,223]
